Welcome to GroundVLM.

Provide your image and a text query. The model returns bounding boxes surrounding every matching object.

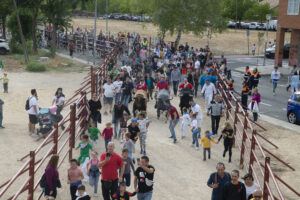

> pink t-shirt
[140,49,147,59]
[68,167,83,183]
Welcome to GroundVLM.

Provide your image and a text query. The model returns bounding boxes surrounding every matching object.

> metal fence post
[263,157,271,200]
[233,101,239,135]
[53,124,58,154]
[69,104,76,160]
[27,151,35,200]
[91,66,95,95]
[240,112,248,169]
[249,130,257,173]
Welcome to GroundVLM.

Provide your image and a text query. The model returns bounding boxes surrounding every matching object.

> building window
[287,0,300,15]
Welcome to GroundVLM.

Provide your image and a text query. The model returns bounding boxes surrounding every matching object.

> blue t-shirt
[207,172,231,200]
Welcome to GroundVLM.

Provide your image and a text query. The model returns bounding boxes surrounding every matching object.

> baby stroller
[37,106,64,137]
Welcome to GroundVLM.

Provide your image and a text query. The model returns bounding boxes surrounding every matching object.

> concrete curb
[259,114,300,133]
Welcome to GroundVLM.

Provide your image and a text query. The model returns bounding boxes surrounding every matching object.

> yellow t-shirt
[2,76,8,84]
[200,136,217,148]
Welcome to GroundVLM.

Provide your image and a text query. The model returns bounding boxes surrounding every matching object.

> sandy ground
[0,70,299,199]
[72,18,291,56]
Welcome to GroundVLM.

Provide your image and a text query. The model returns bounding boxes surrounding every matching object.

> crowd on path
[15,29,286,200]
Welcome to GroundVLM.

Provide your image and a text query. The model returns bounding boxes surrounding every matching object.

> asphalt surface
[226,56,291,122]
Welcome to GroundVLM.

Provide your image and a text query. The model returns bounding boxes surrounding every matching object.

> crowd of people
[27,29,273,200]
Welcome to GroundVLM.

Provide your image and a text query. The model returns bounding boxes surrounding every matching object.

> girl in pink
[87,151,101,197]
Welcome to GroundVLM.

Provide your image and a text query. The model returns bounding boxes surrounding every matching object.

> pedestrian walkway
[234,63,291,75]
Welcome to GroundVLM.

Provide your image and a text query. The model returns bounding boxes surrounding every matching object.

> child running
[68,159,84,200]
[218,122,234,163]
[76,134,93,182]
[137,113,151,155]
[102,122,113,152]
[119,112,129,143]
[191,114,200,150]
[181,107,190,139]
[121,148,135,186]
[75,184,91,200]
[88,121,100,146]
[200,130,217,161]
[123,133,135,162]
[113,182,137,200]
[86,151,101,197]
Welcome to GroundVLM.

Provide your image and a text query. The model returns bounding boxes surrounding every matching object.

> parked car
[265,43,290,59]
[267,20,277,31]
[287,91,300,124]
[249,22,259,30]
[241,22,250,29]
[257,23,266,30]
[0,38,10,55]
[227,21,236,28]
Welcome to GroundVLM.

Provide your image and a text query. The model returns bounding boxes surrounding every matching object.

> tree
[41,0,74,57]
[0,0,13,39]
[8,9,33,42]
[244,2,274,22]
[221,0,255,22]
[149,0,226,46]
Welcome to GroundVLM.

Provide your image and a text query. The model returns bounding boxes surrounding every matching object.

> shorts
[29,114,38,124]
[103,96,113,105]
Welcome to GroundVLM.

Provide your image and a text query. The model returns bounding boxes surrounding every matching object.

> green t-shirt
[77,142,93,163]
[0,59,3,69]
[88,127,100,141]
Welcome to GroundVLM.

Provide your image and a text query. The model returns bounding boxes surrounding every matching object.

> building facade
[275,0,300,66]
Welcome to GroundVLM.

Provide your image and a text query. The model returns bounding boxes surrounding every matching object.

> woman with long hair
[251,88,261,122]
[45,155,60,199]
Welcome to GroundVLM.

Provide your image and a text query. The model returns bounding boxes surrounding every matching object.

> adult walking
[134,156,155,200]
[113,76,123,104]
[270,66,280,95]
[291,71,299,93]
[242,173,259,200]
[27,89,39,137]
[112,101,131,139]
[201,79,216,112]
[52,88,65,126]
[251,68,260,89]
[165,100,179,143]
[88,93,102,126]
[207,162,231,200]
[207,95,224,135]
[189,99,203,133]
[44,155,61,199]
[171,66,181,96]
[250,88,260,122]
[121,77,134,107]
[222,170,246,200]
[98,142,125,200]
[102,77,115,115]
[145,74,155,101]
[69,40,75,57]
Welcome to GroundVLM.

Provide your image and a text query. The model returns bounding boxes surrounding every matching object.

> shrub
[9,40,33,55]
[26,62,46,72]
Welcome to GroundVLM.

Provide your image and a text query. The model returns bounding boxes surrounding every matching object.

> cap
[132,118,137,122]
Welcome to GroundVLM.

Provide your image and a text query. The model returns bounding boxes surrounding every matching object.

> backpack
[25,97,33,111]
[89,160,100,177]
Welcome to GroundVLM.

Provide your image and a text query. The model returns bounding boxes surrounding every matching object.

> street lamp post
[106,0,108,36]
[93,0,98,66]
[263,14,271,66]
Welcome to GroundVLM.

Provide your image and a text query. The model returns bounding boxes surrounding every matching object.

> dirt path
[0,71,299,199]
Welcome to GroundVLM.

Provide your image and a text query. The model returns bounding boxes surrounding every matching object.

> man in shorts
[102,77,115,115]
[189,99,203,134]
[28,89,39,137]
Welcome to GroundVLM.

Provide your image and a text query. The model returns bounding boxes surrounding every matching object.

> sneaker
[0,126,5,128]
[173,139,177,144]
[31,133,39,137]
[93,193,98,197]
[273,92,275,96]
[140,150,143,155]
[195,147,199,151]
[143,150,146,156]
[203,159,206,161]
[169,136,174,138]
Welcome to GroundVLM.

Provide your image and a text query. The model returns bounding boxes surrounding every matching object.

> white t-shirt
[138,118,149,133]
[103,83,115,98]
[201,83,216,96]
[53,95,65,106]
[28,96,39,115]
[245,183,259,199]
[191,103,203,120]
[122,65,132,74]
[191,119,198,129]
[181,113,191,125]
[113,80,123,93]
[195,60,200,69]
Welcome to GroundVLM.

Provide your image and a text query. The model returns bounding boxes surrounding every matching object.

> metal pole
[263,20,269,66]
[235,0,238,30]
[93,0,97,66]
[106,0,108,36]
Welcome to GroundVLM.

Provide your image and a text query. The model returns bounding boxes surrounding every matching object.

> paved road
[226,56,292,122]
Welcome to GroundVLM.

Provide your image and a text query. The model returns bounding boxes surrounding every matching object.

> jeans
[137,191,153,200]
[147,88,153,100]
[115,92,122,103]
[70,181,82,200]
[211,115,221,135]
[192,131,199,147]
[194,83,199,97]
[273,82,277,93]
[122,94,131,107]
[3,83,8,93]
[253,112,258,122]
[123,173,131,186]
[105,139,112,152]
[203,148,211,160]
[113,120,119,139]
[172,81,179,96]
[0,112,3,126]
[101,179,118,200]
[89,174,100,194]
[169,118,179,141]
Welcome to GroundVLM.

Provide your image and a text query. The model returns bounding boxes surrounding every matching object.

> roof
[260,0,279,8]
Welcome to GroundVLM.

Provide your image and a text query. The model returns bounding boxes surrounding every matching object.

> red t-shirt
[102,128,113,140]
[182,67,187,75]
[179,82,193,89]
[168,105,179,120]
[100,152,124,181]
[136,83,147,91]
[156,81,169,90]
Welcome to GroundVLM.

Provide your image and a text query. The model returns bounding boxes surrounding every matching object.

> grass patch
[26,62,46,72]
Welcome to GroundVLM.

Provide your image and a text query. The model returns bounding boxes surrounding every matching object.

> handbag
[253,101,259,113]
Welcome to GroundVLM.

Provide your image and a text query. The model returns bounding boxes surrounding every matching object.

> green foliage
[7,8,33,42]
[221,0,255,21]
[9,40,33,55]
[244,2,274,22]
[26,61,46,72]
[0,0,12,19]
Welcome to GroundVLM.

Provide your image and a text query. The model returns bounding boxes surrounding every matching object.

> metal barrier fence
[0,45,117,199]
[215,68,300,200]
